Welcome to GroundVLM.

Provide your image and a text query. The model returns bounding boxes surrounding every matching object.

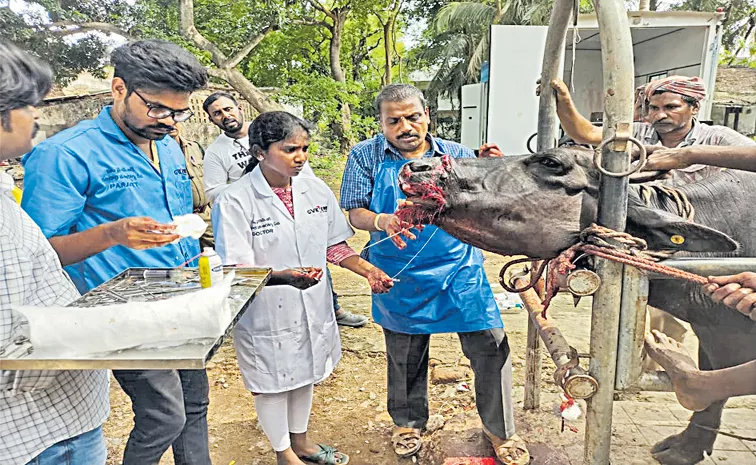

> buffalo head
[397,148,737,259]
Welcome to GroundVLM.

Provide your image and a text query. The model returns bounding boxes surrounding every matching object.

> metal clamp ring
[593,135,647,178]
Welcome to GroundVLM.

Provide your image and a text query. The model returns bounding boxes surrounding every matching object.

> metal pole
[615,267,649,390]
[525,0,574,411]
[525,263,546,410]
[537,0,572,152]
[584,0,635,463]
[651,257,756,279]
[516,277,599,400]
[524,312,542,410]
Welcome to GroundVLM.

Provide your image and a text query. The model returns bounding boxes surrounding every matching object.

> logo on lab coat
[307,205,328,214]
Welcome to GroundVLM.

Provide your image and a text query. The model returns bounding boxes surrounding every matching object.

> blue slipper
[299,443,349,465]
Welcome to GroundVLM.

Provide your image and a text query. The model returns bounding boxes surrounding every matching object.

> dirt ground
[100,159,712,465]
[104,244,596,465]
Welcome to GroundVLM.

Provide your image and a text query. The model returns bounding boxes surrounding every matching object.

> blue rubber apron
[368,158,503,334]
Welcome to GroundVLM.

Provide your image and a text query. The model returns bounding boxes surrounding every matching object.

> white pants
[254,384,314,451]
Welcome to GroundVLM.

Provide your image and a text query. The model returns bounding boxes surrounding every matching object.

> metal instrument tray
[0,267,270,370]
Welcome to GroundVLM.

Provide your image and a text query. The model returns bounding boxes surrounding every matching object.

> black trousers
[383,326,516,439]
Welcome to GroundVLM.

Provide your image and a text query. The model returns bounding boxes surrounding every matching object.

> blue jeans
[114,369,210,465]
[26,426,106,465]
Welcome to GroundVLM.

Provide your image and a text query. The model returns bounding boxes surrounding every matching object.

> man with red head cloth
[539,75,755,186]
[536,74,756,356]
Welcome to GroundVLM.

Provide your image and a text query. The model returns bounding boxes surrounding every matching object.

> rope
[580,244,707,284]
[499,258,549,293]
[576,224,708,284]
[692,423,756,442]
[500,223,709,318]
[639,185,696,221]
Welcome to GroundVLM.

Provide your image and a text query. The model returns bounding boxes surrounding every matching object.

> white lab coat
[212,166,354,393]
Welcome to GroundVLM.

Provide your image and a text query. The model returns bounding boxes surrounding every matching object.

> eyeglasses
[133,90,194,123]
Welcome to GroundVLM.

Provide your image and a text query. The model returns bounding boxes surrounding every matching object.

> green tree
[0,1,125,83]
[2,0,400,152]
[295,0,357,152]
[372,0,405,85]
[0,0,283,112]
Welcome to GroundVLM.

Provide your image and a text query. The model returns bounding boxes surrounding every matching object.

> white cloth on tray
[14,271,235,357]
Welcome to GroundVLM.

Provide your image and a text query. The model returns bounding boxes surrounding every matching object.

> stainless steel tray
[0,267,270,370]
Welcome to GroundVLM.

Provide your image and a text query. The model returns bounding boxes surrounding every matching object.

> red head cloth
[633,75,707,121]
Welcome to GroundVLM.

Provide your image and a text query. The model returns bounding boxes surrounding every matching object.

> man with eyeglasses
[340,84,528,462]
[22,40,212,465]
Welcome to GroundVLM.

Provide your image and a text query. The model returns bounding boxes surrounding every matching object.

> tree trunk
[178,0,281,114]
[330,8,348,84]
[329,104,353,153]
[328,7,353,153]
[220,68,283,113]
[383,18,393,85]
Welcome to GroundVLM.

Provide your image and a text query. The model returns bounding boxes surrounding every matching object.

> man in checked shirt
[0,41,110,464]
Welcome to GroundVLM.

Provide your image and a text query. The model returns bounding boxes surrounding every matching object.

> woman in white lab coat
[212,111,393,465]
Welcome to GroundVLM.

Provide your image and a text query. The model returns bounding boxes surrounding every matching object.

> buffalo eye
[539,157,562,169]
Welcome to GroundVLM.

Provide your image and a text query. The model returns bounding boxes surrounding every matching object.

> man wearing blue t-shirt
[22,40,211,465]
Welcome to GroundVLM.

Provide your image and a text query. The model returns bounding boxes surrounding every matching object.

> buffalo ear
[626,201,738,253]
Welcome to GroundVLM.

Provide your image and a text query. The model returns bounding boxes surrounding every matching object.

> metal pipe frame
[615,267,650,390]
[536,0,572,153]
[585,0,636,463]
[516,277,599,400]
[524,0,575,411]
[651,258,756,279]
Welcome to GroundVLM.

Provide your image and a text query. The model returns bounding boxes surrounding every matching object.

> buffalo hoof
[651,429,714,465]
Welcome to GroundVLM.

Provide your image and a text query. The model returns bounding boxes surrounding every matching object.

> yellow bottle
[198,247,223,288]
[198,254,212,288]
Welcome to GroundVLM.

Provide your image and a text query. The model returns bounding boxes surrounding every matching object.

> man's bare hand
[643,145,698,171]
[535,78,573,104]
[106,217,180,250]
[378,213,417,250]
[478,143,505,158]
[704,272,756,318]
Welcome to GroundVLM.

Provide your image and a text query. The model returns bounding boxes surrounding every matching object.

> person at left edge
[21,40,211,465]
[0,40,109,465]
